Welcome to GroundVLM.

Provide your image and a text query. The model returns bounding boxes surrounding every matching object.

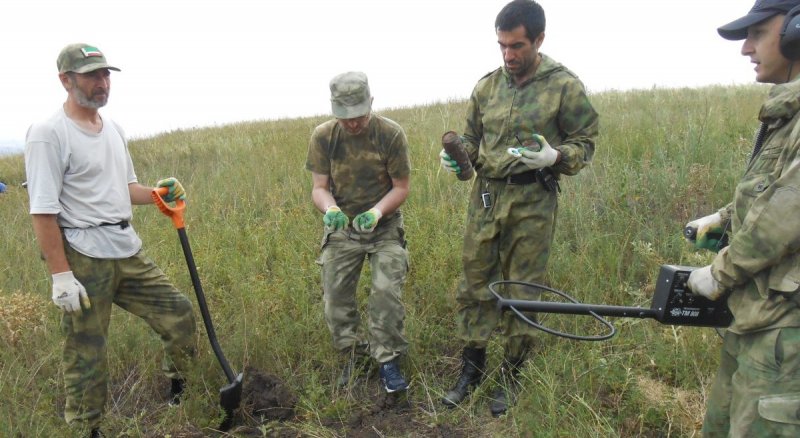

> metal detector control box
[652,264,732,327]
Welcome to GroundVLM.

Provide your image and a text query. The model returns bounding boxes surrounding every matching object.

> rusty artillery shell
[441,131,474,181]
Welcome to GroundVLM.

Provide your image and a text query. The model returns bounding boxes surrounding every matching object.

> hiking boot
[169,378,186,406]
[379,358,409,393]
[489,357,525,417]
[337,355,371,388]
[442,347,486,407]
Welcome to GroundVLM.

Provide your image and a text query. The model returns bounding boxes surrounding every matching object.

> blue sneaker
[379,358,409,393]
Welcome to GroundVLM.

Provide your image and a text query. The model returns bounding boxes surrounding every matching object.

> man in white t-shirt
[24,43,197,438]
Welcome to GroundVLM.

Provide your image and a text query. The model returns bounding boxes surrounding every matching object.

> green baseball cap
[330,71,371,119]
[57,43,120,74]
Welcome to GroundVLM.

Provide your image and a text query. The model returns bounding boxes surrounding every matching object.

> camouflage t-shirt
[306,114,411,218]
[463,53,599,178]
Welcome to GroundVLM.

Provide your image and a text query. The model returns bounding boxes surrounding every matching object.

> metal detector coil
[492,265,733,341]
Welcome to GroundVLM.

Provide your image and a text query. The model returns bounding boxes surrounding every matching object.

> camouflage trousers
[61,242,197,428]
[456,177,558,358]
[703,327,800,437]
[318,213,409,363]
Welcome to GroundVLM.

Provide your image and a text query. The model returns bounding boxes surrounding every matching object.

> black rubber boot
[489,357,525,417]
[169,378,186,406]
[442,347,486,407]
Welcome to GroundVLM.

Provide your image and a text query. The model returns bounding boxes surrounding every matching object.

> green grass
[0,84,768,436]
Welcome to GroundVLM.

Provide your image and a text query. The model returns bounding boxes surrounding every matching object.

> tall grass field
[0,84,768,437]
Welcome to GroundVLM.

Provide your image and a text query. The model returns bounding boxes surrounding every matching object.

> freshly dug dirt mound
[325,386,469,438]
[241,366,298,421]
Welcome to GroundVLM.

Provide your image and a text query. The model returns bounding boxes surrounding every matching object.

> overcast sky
[1,0,756,147]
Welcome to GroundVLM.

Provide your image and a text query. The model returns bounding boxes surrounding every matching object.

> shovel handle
[152,187,186,229]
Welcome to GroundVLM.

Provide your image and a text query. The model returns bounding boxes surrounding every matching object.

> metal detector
[492,265,732,341]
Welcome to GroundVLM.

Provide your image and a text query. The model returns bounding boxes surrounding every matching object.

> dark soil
[240,366,299,422]
[332,393,467,438]
[173,365,473,437]
[320,374,470,438]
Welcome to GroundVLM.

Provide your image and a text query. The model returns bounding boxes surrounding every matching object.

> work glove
[353,208,382,233]
[52,271,91,315]
[684,212,726,252]
[687,265,725,301]
[323,206,349,231]
[518,134,559,170]
[156,177,186,202]
[439,149,461,175]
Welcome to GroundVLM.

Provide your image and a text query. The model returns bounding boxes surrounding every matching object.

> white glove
[52,271,91,315]
[439,149,460,174]
[687,265,725,301]
[519,134,559,170]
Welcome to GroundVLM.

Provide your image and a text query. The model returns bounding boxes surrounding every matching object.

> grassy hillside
[0,84,768,437]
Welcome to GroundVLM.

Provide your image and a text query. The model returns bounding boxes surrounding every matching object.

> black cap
[718,0,800,40]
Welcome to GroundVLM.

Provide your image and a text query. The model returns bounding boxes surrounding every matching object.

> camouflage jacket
[306,115,411,219]
[713,77,800,333]
[462,53,599,178]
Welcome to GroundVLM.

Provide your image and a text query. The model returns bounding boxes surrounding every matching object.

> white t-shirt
[25,108,142,259]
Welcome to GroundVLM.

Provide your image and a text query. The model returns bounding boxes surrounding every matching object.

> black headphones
[780,5,800,59]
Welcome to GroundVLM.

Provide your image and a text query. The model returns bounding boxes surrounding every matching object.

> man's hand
[519,134,559,170]
[323,206,349,231]
[156,177,186,202]
[439,149,461,175]
[52,271,91,315]
[687,265,726,301]
[353,208,382,233]
[685,212,725,251]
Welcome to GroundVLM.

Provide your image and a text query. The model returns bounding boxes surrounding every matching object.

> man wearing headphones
[686,0,800,435]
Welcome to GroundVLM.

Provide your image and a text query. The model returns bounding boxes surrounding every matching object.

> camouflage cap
[57,43,121,74]
[330,71,371,119]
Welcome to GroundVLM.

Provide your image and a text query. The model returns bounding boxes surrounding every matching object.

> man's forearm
[312,187,337,213]
[129,182,155,205]
[374,186,409,216]
[31,214,70,274]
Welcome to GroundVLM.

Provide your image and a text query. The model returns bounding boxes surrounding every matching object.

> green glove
[323,206,349,231]
[156,177,186,202]
[685,212,727,252]
[439,149,461,174]
[353,208,382,233]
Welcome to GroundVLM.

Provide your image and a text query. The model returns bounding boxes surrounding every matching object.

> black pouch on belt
[536,168,560,193]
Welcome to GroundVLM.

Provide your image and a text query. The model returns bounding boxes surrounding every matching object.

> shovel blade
[221,372,244,410]
[218,372,244,431]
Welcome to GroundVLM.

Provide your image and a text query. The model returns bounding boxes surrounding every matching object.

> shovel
[152,187,243,431]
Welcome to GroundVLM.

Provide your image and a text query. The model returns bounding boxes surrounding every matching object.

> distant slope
[0,140,23,156]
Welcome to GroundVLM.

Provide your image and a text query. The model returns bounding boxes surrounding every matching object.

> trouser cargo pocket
[758,392,800,425]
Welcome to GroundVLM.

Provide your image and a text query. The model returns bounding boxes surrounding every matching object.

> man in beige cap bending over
[305,71,412,394]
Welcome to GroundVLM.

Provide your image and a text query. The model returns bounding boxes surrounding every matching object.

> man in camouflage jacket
[687,1,800,436]
[439,0,598,416]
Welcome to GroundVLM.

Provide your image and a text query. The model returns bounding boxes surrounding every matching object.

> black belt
[61,220,130,230]
[505,170,538,185]
[489,168,560,192]
[100,220,130,229]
